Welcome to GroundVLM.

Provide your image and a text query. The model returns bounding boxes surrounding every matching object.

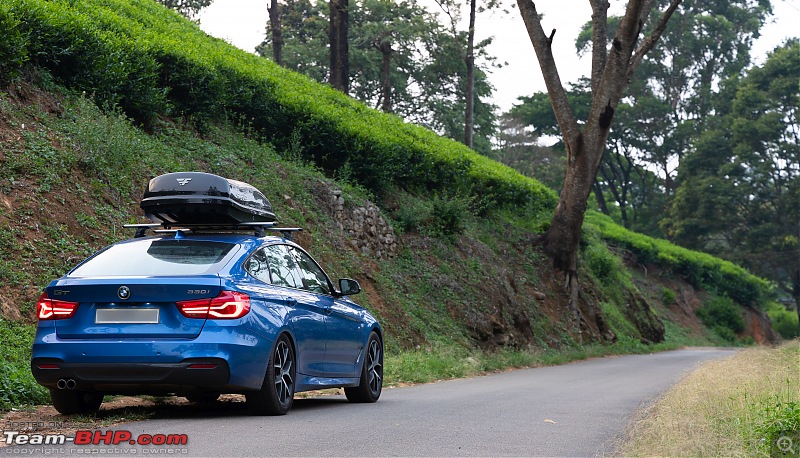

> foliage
[0,0,552,213]
[257,0,499,153]
[488,112,566,192]
[767,301,800,340]
[156,0,212,21]
[511,1,772,237]
[257,0,328,81]
[0,320,49,410]
[664,40,800,316]
[661,287,676,306]
[583,238,623,285]
[0,3,28,85]
[757,399,800,454]
[696,296,745,342]
[586,212,774,308]
[578,0,772,189]
[428,194,472,237]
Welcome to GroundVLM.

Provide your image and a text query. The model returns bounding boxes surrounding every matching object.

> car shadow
[90,394,352,421]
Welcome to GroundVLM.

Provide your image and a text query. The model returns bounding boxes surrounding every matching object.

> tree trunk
[464,0,476,148]
[794,269,800,335]
[592,179,609,216]
[542,134,606,342]
[379,39,393,113]
[268,0,283,66]
[329,0,349,94]
[517,0,681,341]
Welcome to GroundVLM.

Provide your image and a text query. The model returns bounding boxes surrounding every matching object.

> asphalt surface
[6,348,735,457]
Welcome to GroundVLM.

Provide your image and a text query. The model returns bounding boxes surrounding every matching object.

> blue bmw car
[31,172,383,416]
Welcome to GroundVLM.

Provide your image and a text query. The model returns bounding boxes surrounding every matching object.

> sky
[198,0,800,113]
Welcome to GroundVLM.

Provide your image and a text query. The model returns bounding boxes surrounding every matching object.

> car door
[260,244,328,377]
[288,246,363,378]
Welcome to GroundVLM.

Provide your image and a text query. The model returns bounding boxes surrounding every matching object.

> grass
[0,319,49,410]
[618,340,800,456]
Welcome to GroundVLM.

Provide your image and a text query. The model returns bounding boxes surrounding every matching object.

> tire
[345,331,383,403]
[247,334,296,415]
[50,389,103,415]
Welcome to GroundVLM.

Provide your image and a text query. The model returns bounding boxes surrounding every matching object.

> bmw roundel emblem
[117,286,131,300]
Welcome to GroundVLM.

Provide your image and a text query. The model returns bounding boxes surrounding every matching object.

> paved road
[8,348,735,457]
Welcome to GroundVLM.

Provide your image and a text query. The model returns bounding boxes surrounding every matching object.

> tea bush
[766,301,800,339]
[0,0,557,213]
[697,296,745,342]
[586,212,773,308]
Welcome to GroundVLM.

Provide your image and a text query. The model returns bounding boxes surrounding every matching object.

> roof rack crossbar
[123,222,302,238]
[265,227,303,240]
[123,223,161,238]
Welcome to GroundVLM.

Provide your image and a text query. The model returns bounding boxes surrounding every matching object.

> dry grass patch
[619,340,800,457]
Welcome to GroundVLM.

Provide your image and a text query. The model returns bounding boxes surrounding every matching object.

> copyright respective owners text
[1,425,190,456]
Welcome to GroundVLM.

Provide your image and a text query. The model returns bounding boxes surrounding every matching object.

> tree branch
[516,0,580,153]
[588,0,609,93]
[583,0,651,148]
[627,0,682,80]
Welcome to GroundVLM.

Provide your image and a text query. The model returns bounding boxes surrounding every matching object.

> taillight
[177,291,250,319]
[37,292,79,320]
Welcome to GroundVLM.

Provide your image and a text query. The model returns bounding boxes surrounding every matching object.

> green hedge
[585,212,774,308]
[0,0,557,212]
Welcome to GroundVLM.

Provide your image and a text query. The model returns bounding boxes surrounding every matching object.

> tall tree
[157,0,213,21]
[491,111,566,191]
[516,0,681,339]
[268,0,283,65]
[508,74,670,234]
[256,0,328,81]
[432,0,499,149]
[351,0,440,114]
[666,40,800,325]
[522,0,771,237]
[576,0,772,196]
[329,0,350,93]
[464,0,477,148]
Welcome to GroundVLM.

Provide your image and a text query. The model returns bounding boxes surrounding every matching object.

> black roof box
[141,172,276,225]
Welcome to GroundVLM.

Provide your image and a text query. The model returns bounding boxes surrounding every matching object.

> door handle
[287,298,297,306]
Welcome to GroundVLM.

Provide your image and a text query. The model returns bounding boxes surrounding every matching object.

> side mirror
[338,278,361,296]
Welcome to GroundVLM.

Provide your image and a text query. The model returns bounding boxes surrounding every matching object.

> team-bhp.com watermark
[2,428,189,455]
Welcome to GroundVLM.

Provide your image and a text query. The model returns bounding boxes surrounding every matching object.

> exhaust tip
[57,378,77,389]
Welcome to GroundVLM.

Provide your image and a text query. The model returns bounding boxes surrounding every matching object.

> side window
[263,245,303,289]
[289,247,332,295]
[245,249,272,284]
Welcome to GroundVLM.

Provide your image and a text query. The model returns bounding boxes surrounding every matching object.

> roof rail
[123,222,302,239]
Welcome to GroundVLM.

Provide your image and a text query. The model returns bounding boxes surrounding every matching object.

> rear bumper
[31,324,276,391]
[31,357,231,394]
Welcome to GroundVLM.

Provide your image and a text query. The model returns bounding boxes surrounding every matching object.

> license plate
[95,308,160,324]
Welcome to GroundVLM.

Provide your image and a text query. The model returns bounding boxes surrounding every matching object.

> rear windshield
[69,240,238,277]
